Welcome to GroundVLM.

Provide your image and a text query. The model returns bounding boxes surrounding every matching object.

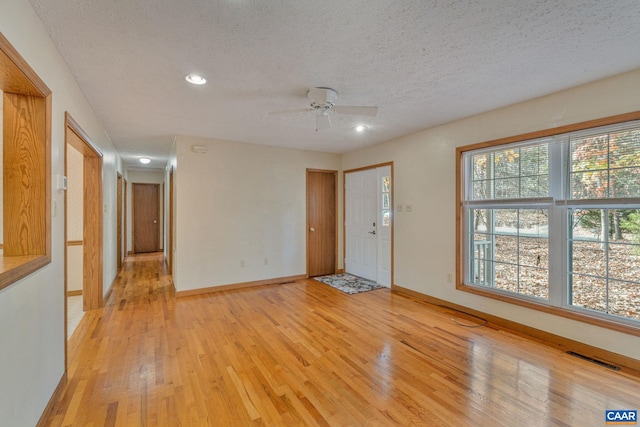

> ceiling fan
[269,87,378,131]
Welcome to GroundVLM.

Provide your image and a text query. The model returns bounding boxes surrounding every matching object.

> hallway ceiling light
[139,157,151,164]
[354,125,367,132]
[185,73,207,85]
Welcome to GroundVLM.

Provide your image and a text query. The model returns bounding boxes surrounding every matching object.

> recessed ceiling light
[185,73,207,85]
[139,157,151,164]
[354,125,367,132]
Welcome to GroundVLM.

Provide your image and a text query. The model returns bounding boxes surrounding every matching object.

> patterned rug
[313,273,383,295]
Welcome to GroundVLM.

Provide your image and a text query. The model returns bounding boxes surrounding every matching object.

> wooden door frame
[306,169,338,277]
[132,183,161,253]
[124,178,128,257]
[168,168,174,274]
[117,172,123,270]
[343,162,394,286]
[65,113,103,313]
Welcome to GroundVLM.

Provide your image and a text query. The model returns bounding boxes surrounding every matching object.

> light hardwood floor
[44,253,640,426]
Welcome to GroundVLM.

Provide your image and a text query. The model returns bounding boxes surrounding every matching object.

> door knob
[310,227,315,232]
[368,230,376,235]
[153,220,157,224]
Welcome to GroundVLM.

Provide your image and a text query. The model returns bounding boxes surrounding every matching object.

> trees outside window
[459,115,640,329]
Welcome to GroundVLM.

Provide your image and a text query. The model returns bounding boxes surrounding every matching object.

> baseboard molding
[176,274,306,298]
[392,284,640,378]
[336,268,345,274]
[66,290,82,297]
[36,372,67,427]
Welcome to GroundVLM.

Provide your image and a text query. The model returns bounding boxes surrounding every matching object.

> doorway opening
[64,113,103,320]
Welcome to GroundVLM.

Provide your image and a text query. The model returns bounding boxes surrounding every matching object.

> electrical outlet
[240,260,245,268]
[447,273,453,283]
[264,258,269,266]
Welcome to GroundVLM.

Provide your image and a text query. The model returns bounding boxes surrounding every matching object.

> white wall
[125,169,165,253]
[0,0,122,424]
[342,69,640,361]
[174,136,341,292]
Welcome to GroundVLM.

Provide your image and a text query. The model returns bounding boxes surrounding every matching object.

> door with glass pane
[345,165,392,285]
[377,166,392,287]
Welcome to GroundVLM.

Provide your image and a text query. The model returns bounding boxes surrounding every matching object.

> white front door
[345,168,378,281]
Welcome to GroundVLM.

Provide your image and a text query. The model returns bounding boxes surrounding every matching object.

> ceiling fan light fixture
[354,125,367,132]
[139,157,151,164]
[185,73,207,85]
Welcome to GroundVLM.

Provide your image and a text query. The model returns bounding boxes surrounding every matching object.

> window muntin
[461,117,640,328]
[569,126,640,199]
[569,208,640,321]
[470,142,549,200]
[469,208,549,300]
[381,175,391,227]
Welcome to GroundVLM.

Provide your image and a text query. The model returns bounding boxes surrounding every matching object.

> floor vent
[567,351,621,371]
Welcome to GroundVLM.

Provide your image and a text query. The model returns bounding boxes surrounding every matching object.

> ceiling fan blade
[316,110,332,132]
[268,107,314,115]
[334,105,378,116]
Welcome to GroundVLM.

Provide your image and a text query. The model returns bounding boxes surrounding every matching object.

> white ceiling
[29,0,640,169]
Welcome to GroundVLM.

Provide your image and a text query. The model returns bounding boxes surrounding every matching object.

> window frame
[0,32,52,291]
[456,111,640,337]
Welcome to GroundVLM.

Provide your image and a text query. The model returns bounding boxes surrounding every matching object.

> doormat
[313,274,383,295]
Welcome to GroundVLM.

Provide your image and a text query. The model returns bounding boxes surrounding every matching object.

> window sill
[0,255,51,291]
[457,282,640,338]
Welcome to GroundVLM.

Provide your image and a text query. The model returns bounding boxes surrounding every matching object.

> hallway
[44,254,640,426]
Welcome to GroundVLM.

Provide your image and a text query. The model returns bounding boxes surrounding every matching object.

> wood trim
[117,172,123,270]
[3,93,47,256]
[455,110,640,338]
[35,373,67,427]
[65,113,103,311]
[0,255,50,290]
[459,110,640,153]
[343,161,394,174]
[84,155,103,310]
[0,32,51,97]
[66,240,84,246]
[175,274,306,298]
[124,179,128,260]
[168,169,174,274]
[0,34,52,292]
[67,290,82,297]
[392,284,640,378]
[64,112,102,157]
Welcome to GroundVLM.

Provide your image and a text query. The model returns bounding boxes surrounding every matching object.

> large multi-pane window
[459,117,640,327]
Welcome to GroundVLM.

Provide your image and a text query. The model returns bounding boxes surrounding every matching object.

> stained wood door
[133,183,160,253]
[345,168,377,281]
[307,170,337,277]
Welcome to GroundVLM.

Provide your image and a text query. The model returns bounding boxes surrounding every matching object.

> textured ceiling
[29,0,640,169]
